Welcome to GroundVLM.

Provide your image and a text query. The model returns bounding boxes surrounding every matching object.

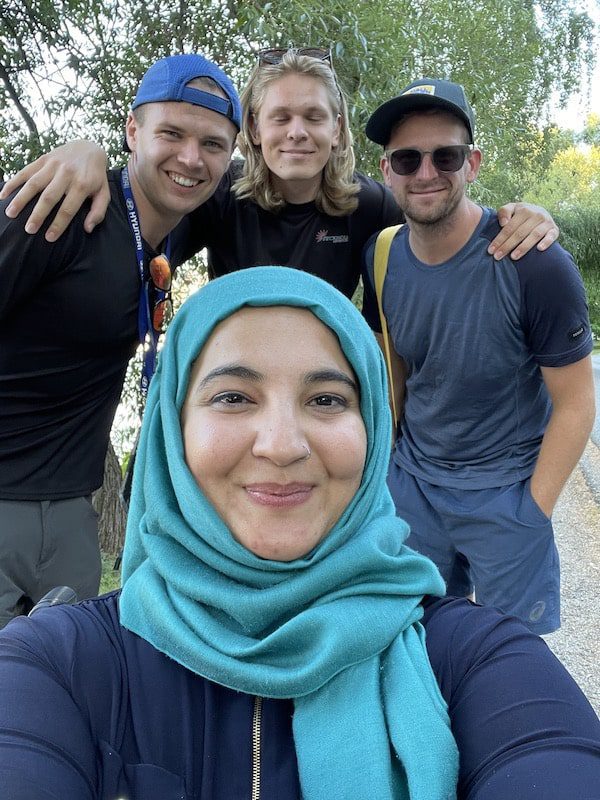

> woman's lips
[244,483,314,508]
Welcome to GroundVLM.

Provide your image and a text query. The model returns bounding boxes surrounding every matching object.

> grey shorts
[387,464,561,635]
[0,496,102,628]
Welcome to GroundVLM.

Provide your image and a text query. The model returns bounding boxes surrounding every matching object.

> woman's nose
[251,407,310,466]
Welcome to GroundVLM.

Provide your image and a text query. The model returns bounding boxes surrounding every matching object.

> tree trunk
[92,443,127,555]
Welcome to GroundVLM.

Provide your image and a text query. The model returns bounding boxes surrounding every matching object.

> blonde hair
[234,50,359,216]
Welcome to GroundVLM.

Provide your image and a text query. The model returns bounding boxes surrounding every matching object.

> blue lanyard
[120,166,171,398]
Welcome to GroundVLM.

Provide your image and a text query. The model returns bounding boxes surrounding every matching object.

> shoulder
[0,592,175,797]
[106,167,128,211]
[478,208,581,282]
[364,221,406,268]
[354,172,403,225]
[481,218,594,362]
[513,240,581,284]
[354,171,387,201]
[0,173,107,244]
[0,590,125,664]
[0,175,113,277]
[0,591,162,733]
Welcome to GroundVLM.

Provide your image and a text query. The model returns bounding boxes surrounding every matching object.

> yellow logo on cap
[402,85,436,96]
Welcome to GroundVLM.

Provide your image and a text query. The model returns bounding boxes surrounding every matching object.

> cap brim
[366,94,473,145]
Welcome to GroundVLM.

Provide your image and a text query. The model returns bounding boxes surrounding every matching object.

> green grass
[100,552,121,594]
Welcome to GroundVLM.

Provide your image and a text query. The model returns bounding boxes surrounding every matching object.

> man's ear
[380,154,392,187]
[249,113,261,146]
[125,112,138,152]
[466,147,482,184]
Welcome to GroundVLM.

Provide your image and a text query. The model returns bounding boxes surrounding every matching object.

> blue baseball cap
[131,53,241,130]
[366,78,475,145]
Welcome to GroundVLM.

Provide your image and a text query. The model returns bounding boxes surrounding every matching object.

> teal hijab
[120,267,458,800]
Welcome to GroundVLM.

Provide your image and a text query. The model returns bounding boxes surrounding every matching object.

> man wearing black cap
[361,78,595,634]
[0,54,240,627]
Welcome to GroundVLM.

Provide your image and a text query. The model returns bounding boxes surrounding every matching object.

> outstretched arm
[0,615,98,798]
[0,140,110,241]
[489,202,559,261]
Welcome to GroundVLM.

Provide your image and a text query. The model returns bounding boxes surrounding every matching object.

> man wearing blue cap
[0,54,241,627]
[361,78,595,634]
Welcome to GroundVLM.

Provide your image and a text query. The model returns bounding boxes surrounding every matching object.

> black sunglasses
[385,145,473,176]
[258,47,332,65]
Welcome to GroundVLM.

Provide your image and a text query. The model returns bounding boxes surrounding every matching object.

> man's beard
[402,182,463,228]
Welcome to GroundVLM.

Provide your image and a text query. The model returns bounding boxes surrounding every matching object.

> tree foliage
[1,0,597,180]
[524,143,600,210]
[517,112,600,338]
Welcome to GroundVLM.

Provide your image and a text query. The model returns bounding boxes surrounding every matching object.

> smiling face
[381,111,481,226]
[249,73,341,203]
[125,98,236,244]
[181,306,367,561]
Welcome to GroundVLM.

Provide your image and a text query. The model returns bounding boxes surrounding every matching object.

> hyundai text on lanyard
[121,165,171,398]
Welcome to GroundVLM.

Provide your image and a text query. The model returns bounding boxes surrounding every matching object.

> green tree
[1,0,597,176]
[524,144,600,210]
[582,111,600,147]
[520,122,600,339]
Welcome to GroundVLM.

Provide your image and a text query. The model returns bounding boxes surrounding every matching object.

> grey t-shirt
[362,208,593,489]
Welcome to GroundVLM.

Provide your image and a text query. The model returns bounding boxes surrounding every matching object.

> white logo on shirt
[316,228,349,244]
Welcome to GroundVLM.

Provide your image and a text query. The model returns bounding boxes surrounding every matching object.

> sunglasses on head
[385,144,473,176]
[258,47,332,65]
[148,253,173,333]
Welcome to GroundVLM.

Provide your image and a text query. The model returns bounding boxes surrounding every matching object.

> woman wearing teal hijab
[120,265,457,800]
[0,267,598,800]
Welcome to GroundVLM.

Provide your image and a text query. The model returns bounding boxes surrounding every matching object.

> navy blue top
[0,592,598,799]
[362,209,593,488]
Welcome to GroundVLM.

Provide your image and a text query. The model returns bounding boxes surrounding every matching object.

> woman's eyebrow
[305,369,358,392]
[195,364,264,391]
[194,365,357,394]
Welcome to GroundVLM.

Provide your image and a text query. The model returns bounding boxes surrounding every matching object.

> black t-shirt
[0,169,190,499]
[184,160,403,299]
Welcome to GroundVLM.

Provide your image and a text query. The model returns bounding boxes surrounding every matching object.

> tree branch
[0,61,40,142]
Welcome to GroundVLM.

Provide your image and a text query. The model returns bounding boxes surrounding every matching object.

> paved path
[543,354,600,715]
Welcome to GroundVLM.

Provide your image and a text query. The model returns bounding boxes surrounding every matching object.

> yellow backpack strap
[374,224,402,426]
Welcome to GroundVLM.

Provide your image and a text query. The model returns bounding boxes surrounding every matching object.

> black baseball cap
[366,78,475,145]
